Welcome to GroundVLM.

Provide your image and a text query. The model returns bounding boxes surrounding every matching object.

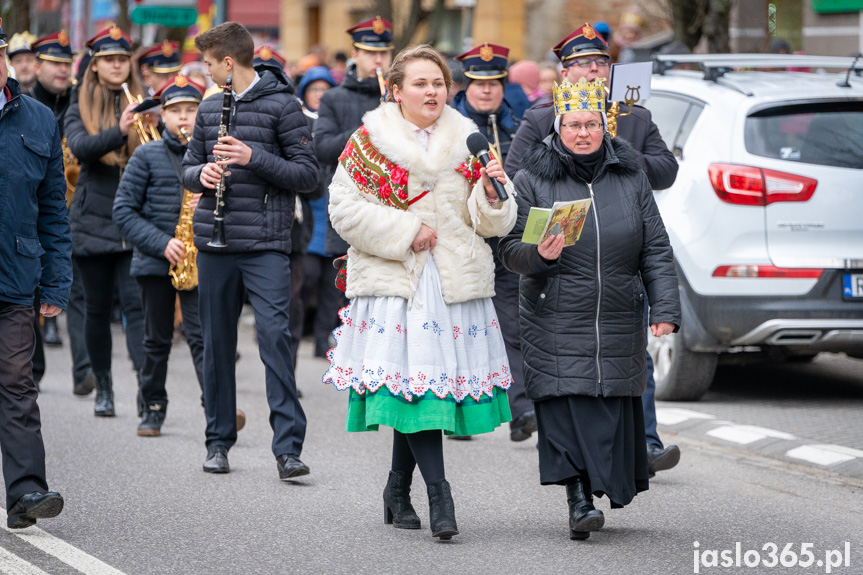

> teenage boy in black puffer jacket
[113,75,208,437]
[182,22,318,480]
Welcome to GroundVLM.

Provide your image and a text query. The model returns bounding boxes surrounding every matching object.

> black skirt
[534,395,650,508]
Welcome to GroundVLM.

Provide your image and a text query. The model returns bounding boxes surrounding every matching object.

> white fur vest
[328,103,517,304]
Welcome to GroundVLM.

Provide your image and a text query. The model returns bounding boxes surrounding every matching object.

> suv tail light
[712,265,823,278]
[708,164,817,206]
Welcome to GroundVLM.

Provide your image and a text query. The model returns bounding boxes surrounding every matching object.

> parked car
[641,55,863,401]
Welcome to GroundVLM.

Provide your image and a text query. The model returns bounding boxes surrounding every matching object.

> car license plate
[844,274,863,299]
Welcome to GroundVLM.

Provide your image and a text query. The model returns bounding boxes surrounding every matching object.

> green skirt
[346,386,512,435]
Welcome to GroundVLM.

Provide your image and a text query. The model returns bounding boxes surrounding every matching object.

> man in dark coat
[182,23,318,479]
[451,42,536,442]
[314,17,393,256]
[0,22,70,528]
[27,30,96,396]
[504,24,681,476]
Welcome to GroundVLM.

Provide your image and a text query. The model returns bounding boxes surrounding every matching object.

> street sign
[131,6,198,27]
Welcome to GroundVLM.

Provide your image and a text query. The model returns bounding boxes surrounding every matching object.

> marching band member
[182,22,318,478]
[113,75,206,437]
[28,31,96,396]
[64,25,147,417]
[137,40,182,95]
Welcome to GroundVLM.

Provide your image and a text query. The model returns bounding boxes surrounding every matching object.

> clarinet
[208,75,233,248]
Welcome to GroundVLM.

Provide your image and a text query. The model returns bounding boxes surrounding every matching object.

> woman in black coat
[64,26,148,417]
[499,79,681,540]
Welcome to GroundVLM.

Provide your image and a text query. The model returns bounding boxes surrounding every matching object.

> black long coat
[499,135,681,402]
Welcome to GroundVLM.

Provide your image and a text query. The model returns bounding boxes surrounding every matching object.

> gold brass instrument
[488,113,503,165]
[170,126,198,290]
[604,83,638,139]
[376,67,387,103]
[61,136,79,208]
[208,75,233,248]
[121,83,161,142]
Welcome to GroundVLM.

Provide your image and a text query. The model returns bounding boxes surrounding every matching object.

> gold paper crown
[553,77,606,116]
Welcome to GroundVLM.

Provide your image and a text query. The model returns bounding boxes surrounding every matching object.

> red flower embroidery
[357,174,368,187]
[380,182,392,199]
[390,166,409,186]
[397,189,408,200]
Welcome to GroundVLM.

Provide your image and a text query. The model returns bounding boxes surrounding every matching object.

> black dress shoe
[7,492,64,529]
[276,454,310,480]
[203,445,230,473]
[510,410,537,442]
[647,444,681,476]
[73,371,96,396]
[566,478,604,540]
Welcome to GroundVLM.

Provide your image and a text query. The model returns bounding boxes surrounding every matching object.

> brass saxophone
[61,136,79,208]
[169,126,198,290]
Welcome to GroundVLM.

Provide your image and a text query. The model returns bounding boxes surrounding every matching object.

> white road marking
[706,424,796,445]
[786,444,863,466]
[656,407,717,426]
[1,511,126,575]
[0,547,51,575]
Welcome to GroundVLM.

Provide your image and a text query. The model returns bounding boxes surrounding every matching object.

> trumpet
[178,126,191,144]
[376,67,387,103]
[121,83,161,142]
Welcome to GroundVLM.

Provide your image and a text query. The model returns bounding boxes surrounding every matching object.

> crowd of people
[1,13,684,541]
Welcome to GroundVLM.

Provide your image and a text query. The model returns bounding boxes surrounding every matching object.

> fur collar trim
[361,103,478,179]
[520,134,643,182]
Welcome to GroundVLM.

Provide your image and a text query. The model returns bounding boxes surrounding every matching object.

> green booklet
[521,198,593,246]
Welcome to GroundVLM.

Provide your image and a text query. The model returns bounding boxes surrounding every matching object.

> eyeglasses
[570,57,611,68]
[560,121,603,133]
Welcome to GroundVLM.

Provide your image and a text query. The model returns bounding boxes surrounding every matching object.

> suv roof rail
[654,53,863,82]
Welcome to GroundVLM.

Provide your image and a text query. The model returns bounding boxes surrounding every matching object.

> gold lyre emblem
[259,46,272,60]
[175,74,188,88]
[480,44,494,62]
[625,85,641,104]
[583,24,597,40]
[162,40,174,57]
[373,17,385,35]
[109,25,123,41]
[58,30,70,46]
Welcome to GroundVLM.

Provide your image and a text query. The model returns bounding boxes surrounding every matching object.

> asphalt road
[1,314,861,575]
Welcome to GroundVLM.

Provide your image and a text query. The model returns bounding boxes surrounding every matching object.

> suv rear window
[745,101,863,169]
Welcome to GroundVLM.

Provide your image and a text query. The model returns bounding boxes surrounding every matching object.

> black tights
[391,430,445,485]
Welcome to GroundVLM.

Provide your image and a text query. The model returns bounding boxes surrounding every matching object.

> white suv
[641,55,863,400]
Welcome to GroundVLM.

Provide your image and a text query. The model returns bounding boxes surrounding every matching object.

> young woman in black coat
[64,26,148,417]
[499,79,681,540]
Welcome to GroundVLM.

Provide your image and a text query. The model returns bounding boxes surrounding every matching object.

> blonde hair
[385,44,452,103]
[78,58,143,167]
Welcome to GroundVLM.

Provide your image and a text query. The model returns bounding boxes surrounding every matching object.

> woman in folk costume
[323,45,518,540]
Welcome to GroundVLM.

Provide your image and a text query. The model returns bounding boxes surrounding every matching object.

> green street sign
[131,6,198,27]
[811,0,863,13]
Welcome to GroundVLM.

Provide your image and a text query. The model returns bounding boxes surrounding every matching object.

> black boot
[42,316,62,346]
[93,372,115,417]
[426,479,458,540]
[566,478,604,540]
[383,471,421,529]
[137,401,166,437]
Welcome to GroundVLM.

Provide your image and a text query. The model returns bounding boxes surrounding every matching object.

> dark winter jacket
[451,90,521,173]
[505,102,679,190]
[113,130,188,277]
[499,135,681,401]
[314,63,383,255]
[64,86,133,256]
[0,79,72,308]
[27,81,70,138]
[182,69,318,254]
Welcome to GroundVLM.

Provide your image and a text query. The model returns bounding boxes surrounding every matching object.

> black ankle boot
[566,478,604,540]
[383,471,421,529]
[137,402,166,437]
[93,372,115,417]
[426,479,458,540]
